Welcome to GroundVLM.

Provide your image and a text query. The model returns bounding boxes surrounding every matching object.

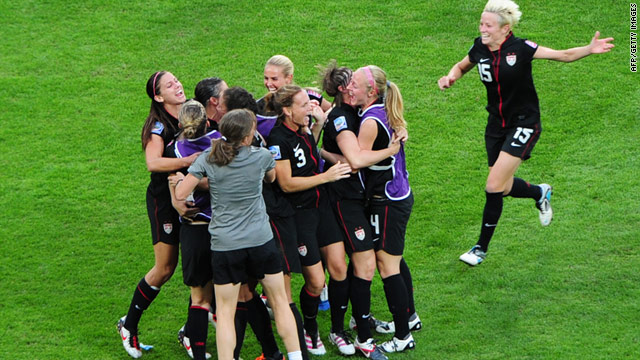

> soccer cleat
[380,334,416,353]
[459,245,487,266]
[255,351,285,360]
[349,314,392,334]
[329,330,356,355]
[374,312,423,334]
[304,329,327,355]
[117,316,142,359]
[354,337,388,360]
[178,325,212,359]
[537,184,553,226]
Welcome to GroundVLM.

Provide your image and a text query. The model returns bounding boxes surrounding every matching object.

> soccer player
[266,85,352,356]
[174,109,303,360]
[217,86,291,360]
[438,0,614,266]
[347,65,416,354]
[193,77,229,130]
[117,71,198,358]
[168,100,221,360]
[319,61,404,358]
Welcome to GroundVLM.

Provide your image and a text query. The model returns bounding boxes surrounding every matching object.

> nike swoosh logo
[340,306,348,310]
[484,223,497,227]
[121,334,127,341]
[480,58,490,63]
[510,142,522,147]
[185,345,191,351]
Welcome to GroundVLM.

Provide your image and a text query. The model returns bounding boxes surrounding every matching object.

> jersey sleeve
[306,89,324,104]
[188,151,209,180]
[521,38,539,61]
[267,132,293,162]
[467,37,483,64]
[261,148,276,172]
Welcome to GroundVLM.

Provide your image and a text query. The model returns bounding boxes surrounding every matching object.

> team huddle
[116,1,613,360]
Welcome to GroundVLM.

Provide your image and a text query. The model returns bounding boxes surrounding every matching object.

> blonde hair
[178,99,207,139]
[484,0,522,28]
[359,65,406,130]
[266,55,294,78]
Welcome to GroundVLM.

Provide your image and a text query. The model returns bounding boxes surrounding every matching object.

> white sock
[287,351,303,360]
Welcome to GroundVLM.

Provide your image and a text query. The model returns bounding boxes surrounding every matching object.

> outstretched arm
[438,55,475,90]
[534,31,614,62]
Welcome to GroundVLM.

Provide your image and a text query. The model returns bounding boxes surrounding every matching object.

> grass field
[0,1,638,359]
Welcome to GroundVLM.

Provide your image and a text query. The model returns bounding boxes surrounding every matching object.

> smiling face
[347,69,374,107]
[155,72,186,105]
[264,65,292,93]
[479,12,510,50]
[284,90,311,129]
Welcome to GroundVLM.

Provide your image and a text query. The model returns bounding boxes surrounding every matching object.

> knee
[353,259,375,281]
[304,275,325,295]
[485,179,505,193]
[326,260,348,281]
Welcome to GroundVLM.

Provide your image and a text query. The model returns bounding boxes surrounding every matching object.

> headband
[152,72,161,97]
[362,66,378,95]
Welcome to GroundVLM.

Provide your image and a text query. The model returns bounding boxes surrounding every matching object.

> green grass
[1,0,638,359]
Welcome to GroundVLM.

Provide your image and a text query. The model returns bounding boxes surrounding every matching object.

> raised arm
[534,31,614,62]
[438,55,476,90]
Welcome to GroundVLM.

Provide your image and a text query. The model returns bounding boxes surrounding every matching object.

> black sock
[233,302,249,360]
[507,178,541,200]
[399,258,415,315]
[382,274,410,340]
[350,276,372,341]
[290,303,309,360]
[299,286,320,335]
[124,278,160,332]
[477,191,503,252]
[328,277,349,333]
[247,293,279,357]
[187,306,209,360]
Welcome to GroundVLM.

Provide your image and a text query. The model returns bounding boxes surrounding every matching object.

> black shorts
[146,186,180,246]
[485,116,541,167]
[294,208,322,267]
[180,224,213,287]
[317,196,345,248]
[270,215,302,274]
[370,193,414,256]
[211,239,283,285]
[334,199,375,255]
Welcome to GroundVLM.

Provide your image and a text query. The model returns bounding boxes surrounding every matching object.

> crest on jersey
[506,54,517,66]
[163,222,173,234]
[333,116,347,132]
[355,227,365,241]
[298,245,308,257]
[269,145,281,160]
[152,121,165,135]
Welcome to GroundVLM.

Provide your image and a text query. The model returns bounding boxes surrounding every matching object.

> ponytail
[208,109,256,166]
[384,81,406,130]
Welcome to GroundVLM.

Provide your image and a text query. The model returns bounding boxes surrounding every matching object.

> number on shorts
[513,127,533,143]
[370,214,380,236]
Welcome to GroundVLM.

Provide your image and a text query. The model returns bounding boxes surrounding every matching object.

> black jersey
[147,112,180,197]
[267,122,322,209]
[322,103,365,200]
[468,32,540,128]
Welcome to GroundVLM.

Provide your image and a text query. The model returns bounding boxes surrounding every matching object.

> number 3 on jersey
[294,147,306,168]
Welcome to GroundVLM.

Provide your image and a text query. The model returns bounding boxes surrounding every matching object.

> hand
[172,198,200,218]
[183,152,202,166]
[393,127,408,142]
[324,161,352,183]
[310,103,327,126]
[168,172,185,187]
[589,31,614,54]
[438,75,456,90]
